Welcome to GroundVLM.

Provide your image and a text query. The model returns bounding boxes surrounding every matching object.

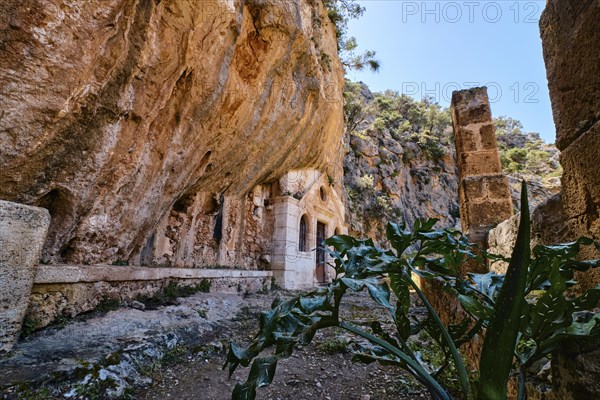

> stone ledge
[34,265,272,284]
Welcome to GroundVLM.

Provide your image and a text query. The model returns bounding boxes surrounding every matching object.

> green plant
[136,281,211,308]
[224,182,600,400]
[197,308,208,318]
[324,0,380,72]
[319,52,332,70]
[14,384,53,400]
[477,180,530,400]
[316,336,349,354]
[20,316,40,339]
[96,297,121,313]
[198,279,212,293]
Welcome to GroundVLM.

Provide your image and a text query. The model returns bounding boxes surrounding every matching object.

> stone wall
[147,185,276,270]
[27,265,272,329]
[271,169,346,289]
[540,0,600,292]
[485,3,600,396]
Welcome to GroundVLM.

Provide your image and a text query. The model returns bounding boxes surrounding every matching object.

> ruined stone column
[0,201,50,353]
[451,87,513,258]
[424,88,515,369]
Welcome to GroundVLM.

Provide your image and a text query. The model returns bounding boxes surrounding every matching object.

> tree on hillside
[343,80,375,133]
[324,0,380,72]
[494,116,558,176]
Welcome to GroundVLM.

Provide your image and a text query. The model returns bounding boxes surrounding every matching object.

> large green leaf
[478,181,530,400]
[458,294,493,320]
[247,357,278,388]
[530,291,571,340]
[572,286,600,311]
[232,382,256,400]
[468,272,504,302]
[538,315,600,353]
[386,221,414,255]
[323,234,359,255]
[366,281,394,311]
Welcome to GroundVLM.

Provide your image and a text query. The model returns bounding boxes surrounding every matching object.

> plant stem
[517,366,527,400]
[477,181,531,400]
[405,273,473,400]
[340,321,453,400]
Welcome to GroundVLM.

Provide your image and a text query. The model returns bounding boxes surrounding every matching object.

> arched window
[319,186,327,202]
[299,215,308,252]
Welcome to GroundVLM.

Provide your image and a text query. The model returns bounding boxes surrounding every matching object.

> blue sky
[346,1,555,143]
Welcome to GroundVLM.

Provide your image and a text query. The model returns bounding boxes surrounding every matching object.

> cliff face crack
[574,116,600,139]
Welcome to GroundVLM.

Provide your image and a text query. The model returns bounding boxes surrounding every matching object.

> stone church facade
[120,168,346,289]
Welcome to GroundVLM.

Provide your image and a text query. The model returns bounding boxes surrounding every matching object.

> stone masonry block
[455,127,479,154]
[451,87,492,127]
[479,123,498,150]
[464,199,513,231]
[0,200,50,354]
[459,177,484,207]
[486,175,511,200]
[559,122,600,222]
[458,150,502,177]
[459,175,511,206]
[455,123,498,154]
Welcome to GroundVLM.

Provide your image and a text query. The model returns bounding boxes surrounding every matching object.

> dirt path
[137,291,431,400]
[1,290,437,400]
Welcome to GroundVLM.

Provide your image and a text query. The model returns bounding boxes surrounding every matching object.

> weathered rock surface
[0,291,268,396]
[451,87,513,247]
[0,200,50,353]
[343,83,460,242]
[344,131,459,242]
[541,0,600,151]
[551,338,600,400]
[0,0,344,265]
[342,83,557,244]
[540,0,600,292]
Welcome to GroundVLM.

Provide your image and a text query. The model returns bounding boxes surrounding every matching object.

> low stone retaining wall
[26,265,272,329]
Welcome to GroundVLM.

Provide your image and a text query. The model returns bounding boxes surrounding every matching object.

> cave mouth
[34,188,76,262]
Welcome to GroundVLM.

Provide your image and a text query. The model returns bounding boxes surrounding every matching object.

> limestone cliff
[0,0,344,265]
[343,82,459,242]
[343,82,559,243]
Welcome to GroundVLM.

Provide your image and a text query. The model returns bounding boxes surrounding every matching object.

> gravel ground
[1,290,441,400]
[137,291,433,400]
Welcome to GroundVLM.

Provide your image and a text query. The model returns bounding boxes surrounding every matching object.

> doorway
[316,221,326,283]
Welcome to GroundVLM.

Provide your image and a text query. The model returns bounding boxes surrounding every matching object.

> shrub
[224,183,600,400]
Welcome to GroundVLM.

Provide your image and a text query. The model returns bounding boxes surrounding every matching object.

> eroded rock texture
[0,0,344,265]
[540,0,600,291]
[0,201,50,353]
[451,87,513,246]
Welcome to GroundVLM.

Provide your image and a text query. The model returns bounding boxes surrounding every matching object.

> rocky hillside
[343,81,561,242]
[0,0,344,264]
